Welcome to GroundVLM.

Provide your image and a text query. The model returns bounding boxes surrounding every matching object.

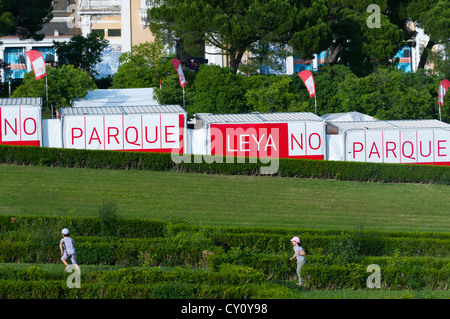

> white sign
[63,114,184,152]
[346,129,450,165]
[0,106,41,146]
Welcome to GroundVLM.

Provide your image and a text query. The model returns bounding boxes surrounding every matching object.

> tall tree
[112,41,175,88]
[148,0,302,73]
[0,0,53,40]
[12,65,96,110]
[53,33,109,77]
[407,0,449,70]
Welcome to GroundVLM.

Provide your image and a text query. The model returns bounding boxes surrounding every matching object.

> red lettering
[145,126,158,144]
[308,133,321,150]
[88,128,101,145]
[291,134,303,150]
[23,118,37,135]
[108,127,120,144]
[419,140,431,158]
[165,125,175,143]
[71,128,83,145]
[4,118,17,136]
[402,141,415,160]
[353,142,363,158]
[437,140,447,157]
[386,142,397,158]
[125,126,140,146]
[368,142,381,158]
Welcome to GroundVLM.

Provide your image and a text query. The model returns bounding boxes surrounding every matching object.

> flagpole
[183,86,185,110]
[45,74,51,118]
[314,94,317,115]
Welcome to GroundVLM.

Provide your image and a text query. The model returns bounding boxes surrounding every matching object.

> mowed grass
[0,163,449,232]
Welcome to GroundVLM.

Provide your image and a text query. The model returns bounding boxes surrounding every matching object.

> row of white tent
[0,89,449,166]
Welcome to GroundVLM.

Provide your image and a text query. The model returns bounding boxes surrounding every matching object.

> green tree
[148,0,301,73]
[0,0,53,40]
[112,41,175,88]
[12,65,96,113]
[53,33,109,77]
[407,0,449,70]
[290,64,357,115]
[189,64,248,114]
[245,76,300,113]
[315,1,406,76]
[337,66,441,120]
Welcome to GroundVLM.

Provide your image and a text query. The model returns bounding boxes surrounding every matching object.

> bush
[1,144,448,184]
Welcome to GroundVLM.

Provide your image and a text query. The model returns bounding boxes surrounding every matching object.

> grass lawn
[1,163,449,232]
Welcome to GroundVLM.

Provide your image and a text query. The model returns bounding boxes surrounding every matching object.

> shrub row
[0,215,165,238]
[0,279,300,299]
[1,144,449,184]
[0,258,447,298]
[208,232,450,257]
[2,216,449,260]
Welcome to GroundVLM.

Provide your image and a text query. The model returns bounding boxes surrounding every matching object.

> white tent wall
[42,119,62,148]
[326,134,344,161]
[187,128,207,155]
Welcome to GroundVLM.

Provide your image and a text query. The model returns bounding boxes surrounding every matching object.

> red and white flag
[25,50,47,80]
[171,58,187,88]
[298,70,316,98]
[438,79,450,106]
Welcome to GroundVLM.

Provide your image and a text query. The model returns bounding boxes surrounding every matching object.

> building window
[108,29,121,37]
[92,29,105,37]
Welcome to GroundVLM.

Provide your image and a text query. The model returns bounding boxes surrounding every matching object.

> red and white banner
[0,106,42,146]
[209,121,325,159]
[346,129,450,165]
[298,70,316,98]
[25,50,47,80]
[63,113,185,153]
[171,58,187,88]
[438,79,450,106]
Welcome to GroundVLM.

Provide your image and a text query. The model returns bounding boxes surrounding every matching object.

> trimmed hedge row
[208,232,450,257]
[1,216,449,262]
[0,257,447,298]
[0,144,449,184]
[0,215,165,238]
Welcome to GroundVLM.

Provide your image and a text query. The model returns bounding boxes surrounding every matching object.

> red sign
[298,70,316,98]
[0,106,41,146]
[25,50,47,80]
[171,58,187,88]
[210,122,325,159]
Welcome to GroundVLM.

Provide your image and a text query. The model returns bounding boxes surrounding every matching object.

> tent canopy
[73,88,158,108]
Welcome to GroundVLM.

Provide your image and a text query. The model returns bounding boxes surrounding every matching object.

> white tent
[73,88,159,108]
[326,119,450,164]
[321,111,375,122]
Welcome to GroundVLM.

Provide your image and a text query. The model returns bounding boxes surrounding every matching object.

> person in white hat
[290,236,306,286]
[59,228,80,272]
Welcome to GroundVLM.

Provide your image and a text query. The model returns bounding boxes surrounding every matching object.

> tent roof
[73,88,159,107]
[0,97,42,106]
[195,112,323,125]
[329,119,450,132]
[60,105,186,117]
[321,111,375,122]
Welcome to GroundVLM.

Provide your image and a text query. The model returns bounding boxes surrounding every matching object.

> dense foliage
[152,63,447,122]
[0,215,448,298]
[11,65,96,110]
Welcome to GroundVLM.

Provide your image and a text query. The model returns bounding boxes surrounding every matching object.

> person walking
[59,228,80,272]
[290,236,306,286]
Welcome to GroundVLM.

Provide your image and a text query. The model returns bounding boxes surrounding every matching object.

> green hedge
[0,259,447,298]
[1,144,449,184]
